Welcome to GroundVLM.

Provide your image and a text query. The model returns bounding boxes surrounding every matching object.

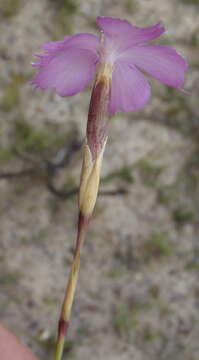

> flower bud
[79,62,112,216]
[86,62,112,161]
[79,140,106,216]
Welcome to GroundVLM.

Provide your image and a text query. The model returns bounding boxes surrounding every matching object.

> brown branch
[0,167,41,179]
[0,138,128,198]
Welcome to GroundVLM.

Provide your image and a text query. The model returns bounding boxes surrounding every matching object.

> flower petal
[63,33,100,53]
[32,33,100,96]
[32,48,98,96]
[32,33,100,67]
[96,17,165,51]
[110,60,151,114]
[121,45,188,88]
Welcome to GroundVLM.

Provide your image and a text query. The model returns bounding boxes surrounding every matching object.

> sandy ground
[0,0,199,359]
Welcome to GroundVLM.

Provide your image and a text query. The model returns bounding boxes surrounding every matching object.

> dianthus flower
[32,16,187,114]
[32,16,187,360]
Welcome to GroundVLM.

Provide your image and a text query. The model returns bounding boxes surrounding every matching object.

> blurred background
[0,0,198,359]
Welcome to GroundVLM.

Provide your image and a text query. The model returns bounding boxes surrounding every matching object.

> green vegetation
[185,249,199,271]
[0,0,21,18]
[52,0,78,13]
[60,0,78,13]
[135,158,163,186]
[190,27,199,47]
[183,150,199,209]
[108,267,128,279]
[102,164,134,184]
[186,261,199,271]
[0,147,14,163]
[156,87,194,136]
[181,0,199,5]
[0,269,21,285]
[42,295,57,306]
[157,184,177,205]
[173,207,195,226]
[1,75,24,112]
[14,118,64,154]
[51,0,78,39]
[126,0,137,12]
[102,157,164,187]
[62,176,76,191]
[143,232,172,262]
[148,284,160,300]
[0,117,67,166]
[142,326,159,343]
[159,305,173,317]
[113,300,151,339]
[166,89,190,114]
[157,151,198,228]
[113,303,137,338]
[19,236,29,245]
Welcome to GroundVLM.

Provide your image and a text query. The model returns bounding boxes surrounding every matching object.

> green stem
[54,213,89,360]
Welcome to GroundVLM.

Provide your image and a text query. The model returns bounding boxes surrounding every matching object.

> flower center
[99,32,119,67]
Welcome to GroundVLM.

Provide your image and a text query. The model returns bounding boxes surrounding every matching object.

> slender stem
[54,61,111,360]
[54,213,89,360]
[55,337,65,360]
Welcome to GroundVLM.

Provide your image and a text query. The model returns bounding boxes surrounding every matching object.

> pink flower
[32,16,188,114]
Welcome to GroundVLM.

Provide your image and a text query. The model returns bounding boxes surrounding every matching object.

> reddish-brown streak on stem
[86,78,110,160]
[58,319,69,339]
[74,212,90,255]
